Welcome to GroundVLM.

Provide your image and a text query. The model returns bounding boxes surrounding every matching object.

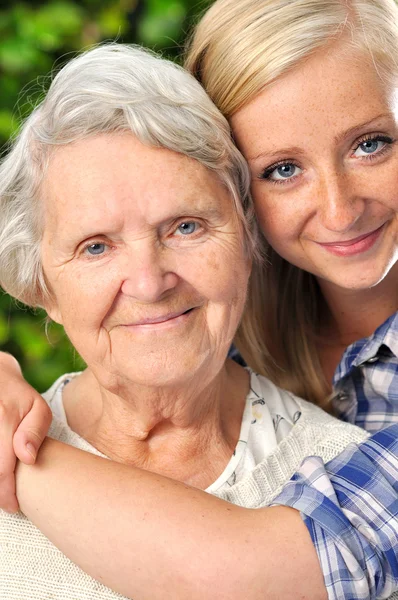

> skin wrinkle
[39,132,251,489]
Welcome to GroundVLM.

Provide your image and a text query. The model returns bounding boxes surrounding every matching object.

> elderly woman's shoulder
[250,370,368,451]
[217,372,369,508]
[41,372,80,406]
[0,508,129,599]
[41,372,106,457]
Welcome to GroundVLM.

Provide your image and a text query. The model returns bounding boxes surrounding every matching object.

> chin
[322,264,395,292]
[122,354,207,388]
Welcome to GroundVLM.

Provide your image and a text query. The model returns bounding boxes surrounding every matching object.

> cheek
[181,241,249,317]
[378,173,398,213]
[47,267,121,330]
[205,243,250,302]
[252,189,301,247]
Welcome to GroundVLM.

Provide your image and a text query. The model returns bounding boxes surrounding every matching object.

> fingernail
[26,442,37,459]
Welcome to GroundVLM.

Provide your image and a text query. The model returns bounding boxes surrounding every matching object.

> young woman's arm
[16,431,398,600]
[3,353,398,599]
[16,437,327,600]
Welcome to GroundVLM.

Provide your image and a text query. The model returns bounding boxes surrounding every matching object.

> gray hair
[0,44,254,307]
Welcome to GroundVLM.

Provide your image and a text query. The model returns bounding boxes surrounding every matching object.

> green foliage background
[0,0,209,390]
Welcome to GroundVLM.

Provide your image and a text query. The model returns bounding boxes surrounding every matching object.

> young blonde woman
[0,1,398,599]
[186,0,398,426]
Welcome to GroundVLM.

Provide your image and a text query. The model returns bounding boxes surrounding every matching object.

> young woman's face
[231,44,398,292]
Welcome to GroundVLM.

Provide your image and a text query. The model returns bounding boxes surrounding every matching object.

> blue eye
[353,136,392,157]
[261,162,303,182]
[85,243,107,256]
[359,140,381,154]
[176,222,198,235]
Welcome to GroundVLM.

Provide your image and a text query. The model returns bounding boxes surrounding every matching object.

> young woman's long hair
[185,0,398,407]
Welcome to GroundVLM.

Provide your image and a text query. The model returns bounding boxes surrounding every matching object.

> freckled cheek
[254,201,304,248]
[360,161,398,209]
[252,188,296,236]
[380,181,398,214]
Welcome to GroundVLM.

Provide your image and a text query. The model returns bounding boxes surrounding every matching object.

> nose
[120,244,178,302]
[317,170,364,234]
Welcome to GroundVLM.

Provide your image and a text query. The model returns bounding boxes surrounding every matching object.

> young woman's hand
[0,352,52,513]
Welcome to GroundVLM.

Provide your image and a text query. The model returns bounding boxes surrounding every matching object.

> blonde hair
[186,0,398,407]
[0,44,256,307]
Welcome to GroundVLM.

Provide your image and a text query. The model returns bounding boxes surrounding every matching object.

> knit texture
[0,378,369,599]
[216,396,368,507]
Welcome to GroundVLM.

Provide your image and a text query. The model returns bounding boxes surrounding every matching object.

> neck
[318,262,398,347]
[63,359,249,488]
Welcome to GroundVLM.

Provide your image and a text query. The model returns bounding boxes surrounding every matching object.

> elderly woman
[0,43,376,599]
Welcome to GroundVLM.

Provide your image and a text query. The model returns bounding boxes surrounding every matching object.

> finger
[13,396,52,464]
[0,400,20,511]
[0,472,19,513]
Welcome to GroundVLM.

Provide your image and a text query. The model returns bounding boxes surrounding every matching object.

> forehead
[42,133,231,234]
[231,44,397,158]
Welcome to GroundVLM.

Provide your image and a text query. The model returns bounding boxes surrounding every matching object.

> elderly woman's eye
[176,221,199,235]
[85,243,107,256]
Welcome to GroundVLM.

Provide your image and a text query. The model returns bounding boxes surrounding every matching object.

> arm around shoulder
[16,438,327,600]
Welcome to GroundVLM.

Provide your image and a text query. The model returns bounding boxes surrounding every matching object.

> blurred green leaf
[98,2,128,37]
[0,37,43,73]
[138,0,186,47]
[0,109,18,139]
[0,312,9,345]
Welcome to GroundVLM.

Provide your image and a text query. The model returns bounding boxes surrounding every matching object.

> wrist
[15,437,51,509]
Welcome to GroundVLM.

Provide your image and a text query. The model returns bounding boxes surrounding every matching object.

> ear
[46,308,63,325]
[42,297,63,325]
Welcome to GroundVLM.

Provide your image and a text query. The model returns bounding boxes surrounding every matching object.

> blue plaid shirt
[274,426,398,599]
[274,312,398,599]
[332,312,398,432]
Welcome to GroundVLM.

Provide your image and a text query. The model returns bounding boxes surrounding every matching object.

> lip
[316,223,387,257]
[122,308,196,329]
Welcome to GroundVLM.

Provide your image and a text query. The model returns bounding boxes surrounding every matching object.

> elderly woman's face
[40,133,250,389]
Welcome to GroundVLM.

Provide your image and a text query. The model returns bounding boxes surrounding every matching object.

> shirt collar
[333,311,398,385]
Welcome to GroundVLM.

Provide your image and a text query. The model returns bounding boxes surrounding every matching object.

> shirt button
[335,392,349,401]
[366,356,378,363]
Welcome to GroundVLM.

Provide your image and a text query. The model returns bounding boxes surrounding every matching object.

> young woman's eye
[353,136,393,158]
[84,242,108,256]
[260,162,303,182]
[175,221,200,236]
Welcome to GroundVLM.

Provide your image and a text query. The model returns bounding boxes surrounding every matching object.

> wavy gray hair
[0,44,255,307]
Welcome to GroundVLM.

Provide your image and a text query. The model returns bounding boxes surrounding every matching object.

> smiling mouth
[316,223,387,257]
[126,308,196,328]
[319,224,386,247]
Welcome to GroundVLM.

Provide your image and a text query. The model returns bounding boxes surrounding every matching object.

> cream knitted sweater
[0,374,370,600]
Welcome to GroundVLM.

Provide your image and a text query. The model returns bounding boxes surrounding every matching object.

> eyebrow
[247,113,393,164]
[66,199,226,241]
[248,146,306,164]
[333,113,393,145]
[162,200,225,222]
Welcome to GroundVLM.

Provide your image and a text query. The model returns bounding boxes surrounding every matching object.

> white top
[50,371,304,493]
[0,371,368,599]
